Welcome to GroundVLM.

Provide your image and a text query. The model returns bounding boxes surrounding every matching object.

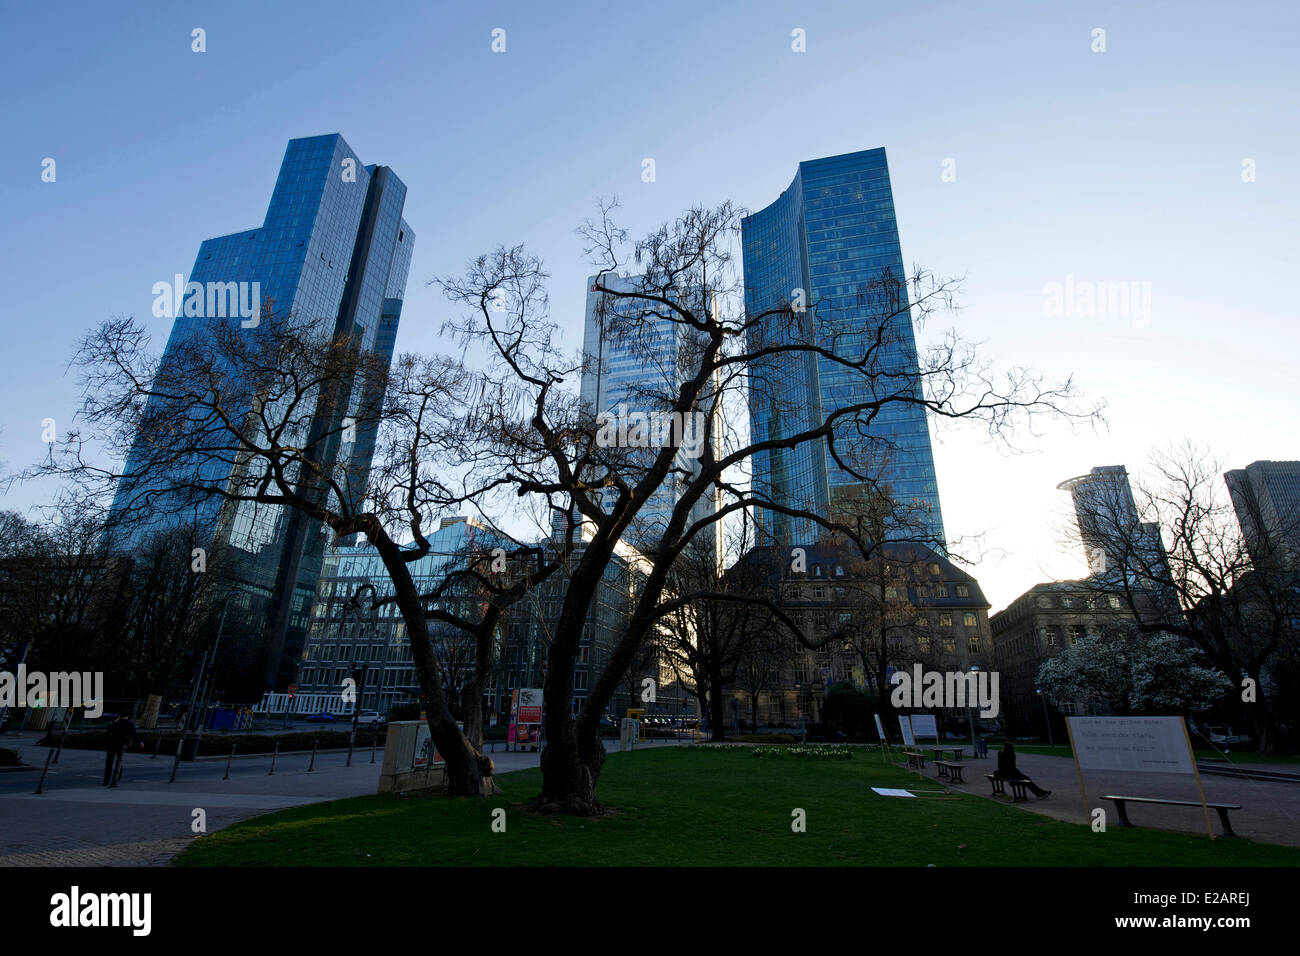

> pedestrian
[995,742,1051,799]
[103,713,143,787]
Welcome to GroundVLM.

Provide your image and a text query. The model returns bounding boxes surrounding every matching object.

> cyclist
[103,713,143,787]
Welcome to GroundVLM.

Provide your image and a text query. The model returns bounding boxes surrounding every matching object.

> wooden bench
[936,760,965,783]
[1102,795,1242,837]
[904,750,927,770]
[986,773,1030,801]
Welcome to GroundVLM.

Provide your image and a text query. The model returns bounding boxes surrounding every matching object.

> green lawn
[174,747,1300,867]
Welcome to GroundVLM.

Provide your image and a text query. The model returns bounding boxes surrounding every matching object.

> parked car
[355,711,385,729]
[305,712,337,723]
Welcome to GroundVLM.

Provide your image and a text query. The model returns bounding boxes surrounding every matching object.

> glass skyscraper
[579,273,720,561]
[742,148,946,547]
[110,133,414,692]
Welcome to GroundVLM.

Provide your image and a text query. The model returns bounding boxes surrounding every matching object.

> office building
[1225,460,1300,564]
[742,149,945,547]
[110,133,414,691]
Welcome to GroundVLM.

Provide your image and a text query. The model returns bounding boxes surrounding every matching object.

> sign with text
[873,712,886,742]
[517,688,543,723]
[1067,716,1194,774]
[898,715,914,746]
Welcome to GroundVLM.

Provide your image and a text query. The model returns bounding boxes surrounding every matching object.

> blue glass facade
[743,149,946,546]
[579,274,719,558]
[111,134,415,691]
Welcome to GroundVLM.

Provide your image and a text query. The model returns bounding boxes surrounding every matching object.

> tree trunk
[534,717,605,815]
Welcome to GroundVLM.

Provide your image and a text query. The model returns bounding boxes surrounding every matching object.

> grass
[174,747,1300,867]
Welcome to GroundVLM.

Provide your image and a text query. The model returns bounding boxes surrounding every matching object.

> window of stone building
[812,585,826,599]
[963,612,977,627]
[940,613,953,627]
[928,562,941,576]
[1070,625,1087,643]
[1108,595,1122,609]
[956,584,970,598]
[1044,626,1059,647]
[969,635,981,653]
[942,638,956,653]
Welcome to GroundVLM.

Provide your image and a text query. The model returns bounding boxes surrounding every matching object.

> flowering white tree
[1036,629,1231,715]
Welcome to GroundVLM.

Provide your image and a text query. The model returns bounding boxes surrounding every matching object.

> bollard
[307,737,318,772]
[370,734,376,764]
[223,744,236,780]
[34,745,56,795]
[151,734,162,759]
[269,740,279,776]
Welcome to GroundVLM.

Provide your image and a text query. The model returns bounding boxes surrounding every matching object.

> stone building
[728,539,993,733]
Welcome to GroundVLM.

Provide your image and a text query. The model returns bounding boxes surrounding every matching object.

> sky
[1,0,1296,612]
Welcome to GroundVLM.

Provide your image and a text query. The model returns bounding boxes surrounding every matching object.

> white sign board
[873,713,886,742]
[871,788,916,798]
[1067,716,1194,774]
[910,714,938,742]
[898,715,914,746]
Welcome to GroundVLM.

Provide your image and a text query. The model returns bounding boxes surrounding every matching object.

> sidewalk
[911,751,1300,848]
[0,732,691,866]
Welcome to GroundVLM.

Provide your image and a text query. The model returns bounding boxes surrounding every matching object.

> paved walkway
[0,732,688,866]
[903,751,1300,847]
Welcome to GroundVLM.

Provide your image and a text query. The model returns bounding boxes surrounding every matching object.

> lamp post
[967,665,979,746]
[343,582,376,766]
[1036,688,1055,748]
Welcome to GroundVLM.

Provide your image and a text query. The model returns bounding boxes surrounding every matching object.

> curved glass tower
[742,148,946,547]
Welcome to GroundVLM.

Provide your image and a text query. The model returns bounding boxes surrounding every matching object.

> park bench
[936,760,965,784]
[986,773,1031,801]
[904,750,927,770]
[1102,795,1242,838]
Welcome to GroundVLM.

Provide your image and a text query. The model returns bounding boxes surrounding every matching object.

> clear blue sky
[2,0,1296,609]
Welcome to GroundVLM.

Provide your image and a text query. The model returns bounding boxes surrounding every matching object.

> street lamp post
[1036,688,1055,749]
[967,665,979,746]
[342,582,376,766]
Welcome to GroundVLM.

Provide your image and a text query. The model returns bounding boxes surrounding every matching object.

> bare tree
[657,514,776,740]
[40,308,556,795]
[427,199,1092,812]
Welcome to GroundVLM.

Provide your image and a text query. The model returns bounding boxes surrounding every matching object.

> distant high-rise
[110,134,414,691]
[579,273,720,559]
[1058,465,1167,584]
[741,148,945,547]
[1225,461,1300,564]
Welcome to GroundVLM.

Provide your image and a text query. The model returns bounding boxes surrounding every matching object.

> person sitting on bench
[996,742,1051,799]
